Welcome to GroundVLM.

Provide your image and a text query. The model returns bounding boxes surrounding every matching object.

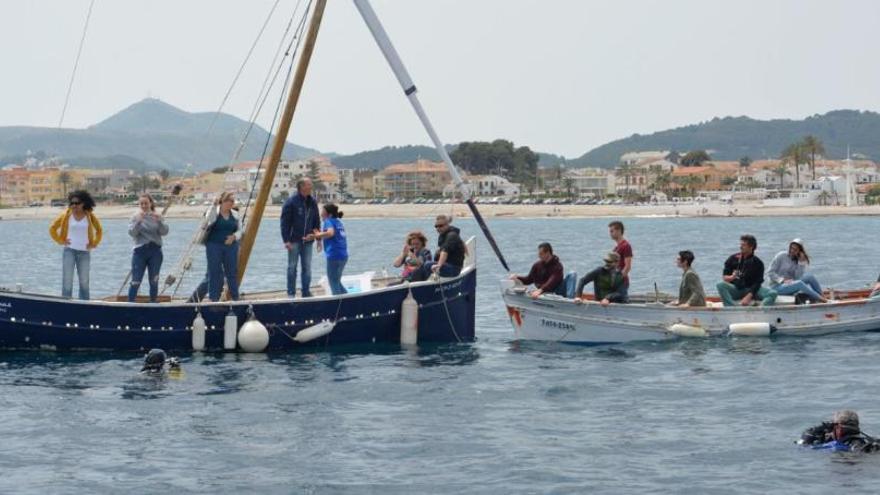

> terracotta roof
[382,161,449,174]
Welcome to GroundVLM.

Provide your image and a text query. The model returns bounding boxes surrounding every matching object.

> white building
[565,168,616,197]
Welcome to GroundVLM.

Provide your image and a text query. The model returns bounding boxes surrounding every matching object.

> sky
[3,0,880,158]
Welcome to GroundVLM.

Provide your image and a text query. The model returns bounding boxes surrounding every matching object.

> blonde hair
[218,191,235,204]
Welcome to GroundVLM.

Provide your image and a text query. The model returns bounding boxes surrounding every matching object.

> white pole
[352,0,467,197]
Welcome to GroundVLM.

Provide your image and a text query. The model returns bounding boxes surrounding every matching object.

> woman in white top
[49,190,103,300]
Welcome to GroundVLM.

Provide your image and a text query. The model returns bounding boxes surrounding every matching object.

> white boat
[500,280,880,345]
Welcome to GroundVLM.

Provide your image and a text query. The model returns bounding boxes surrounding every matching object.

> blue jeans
[62,248,90,300]
[206,241,240,301]
[771,273,824,302]
[326,258,348,295]
[287,241,314,297]
[128,243,163,302]
[716,282,777,307]
[414,262,462,281]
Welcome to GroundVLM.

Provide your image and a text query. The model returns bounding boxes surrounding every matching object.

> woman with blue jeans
[767,238,828,303]
[204,192,240,301]
[128,194,169,302]
[49,190,103,300]
[312,203,348,295]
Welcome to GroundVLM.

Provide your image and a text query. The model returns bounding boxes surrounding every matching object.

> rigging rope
[58,0,97,128]
[205,0,283,135]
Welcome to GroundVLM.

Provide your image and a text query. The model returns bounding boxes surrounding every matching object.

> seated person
[574,251,627,307]
[799,410,880,453]
[412,215,465,281]
[508,242,563,299]
[392,231,432,281]
[673,250,706,307]
[716,234,777,307]
[767,239,827,303]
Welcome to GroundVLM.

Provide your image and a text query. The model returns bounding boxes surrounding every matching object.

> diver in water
[140,348,181,375]
[799,410,880,453]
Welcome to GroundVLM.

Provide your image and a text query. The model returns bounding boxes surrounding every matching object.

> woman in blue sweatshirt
[312,203,348,295]
[204,191,240,301]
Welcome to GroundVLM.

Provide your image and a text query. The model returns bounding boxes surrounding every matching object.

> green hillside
[571,110,880,167]
[0,98,319,171]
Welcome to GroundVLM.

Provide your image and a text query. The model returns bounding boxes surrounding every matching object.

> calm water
[3,214,880,493]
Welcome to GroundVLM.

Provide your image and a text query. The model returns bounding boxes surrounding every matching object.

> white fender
[728,322,774,337]
[224,311,238,350]
[238,319,270,352]
[668,323,708,338]
[192,313,206,351]
[400,288,418,345]
[294,321,335,343]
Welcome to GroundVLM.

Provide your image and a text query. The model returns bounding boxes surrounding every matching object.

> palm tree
[652,170,673,196]
[817,190,831,206]
[801,135,825,181]
[771,163,790,189]
[781,143,806,188]
[58,171,72,197]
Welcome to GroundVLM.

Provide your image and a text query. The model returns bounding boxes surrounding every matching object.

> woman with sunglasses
[49,190,103,300]
[203,191,240,301]
[127,193,169,302]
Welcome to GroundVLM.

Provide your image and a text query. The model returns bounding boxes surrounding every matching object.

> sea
[3,214,880,493]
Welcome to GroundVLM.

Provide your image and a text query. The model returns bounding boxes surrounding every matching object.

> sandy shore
[2,202,880,221]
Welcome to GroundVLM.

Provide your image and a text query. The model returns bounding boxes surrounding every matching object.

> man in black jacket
[412,215,465,281]
[715,234,777,306]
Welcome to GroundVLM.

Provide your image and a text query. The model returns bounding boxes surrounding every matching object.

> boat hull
[501,282,880,346]
[0,269,476,351]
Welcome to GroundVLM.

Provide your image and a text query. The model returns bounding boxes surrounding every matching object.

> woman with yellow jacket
[49,190,103,300]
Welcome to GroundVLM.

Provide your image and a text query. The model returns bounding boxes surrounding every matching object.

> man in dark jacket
[715,234,777,306]
[799,410,880,453]
[575,251,627,306]
[412,215,465,280]
[280,178,320,297]
[510,242,563,299]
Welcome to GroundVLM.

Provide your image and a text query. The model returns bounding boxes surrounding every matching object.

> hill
[0,98,319,171]
[570,110,880,167]
[331,144,564,170]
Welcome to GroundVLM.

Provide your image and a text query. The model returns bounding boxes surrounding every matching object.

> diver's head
[141,348,167,373]
[832,410,860,439]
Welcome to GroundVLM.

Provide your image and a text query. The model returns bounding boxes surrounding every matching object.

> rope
[436,278,463,343]
[205,0,283,135]
[239,0,313,229]
[58,0,96,128]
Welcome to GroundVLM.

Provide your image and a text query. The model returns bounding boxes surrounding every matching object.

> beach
[3,202,880,220]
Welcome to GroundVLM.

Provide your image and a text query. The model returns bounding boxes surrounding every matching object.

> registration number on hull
[540,318,575,332]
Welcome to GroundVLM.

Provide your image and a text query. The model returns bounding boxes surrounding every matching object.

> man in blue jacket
[280,178,320,297]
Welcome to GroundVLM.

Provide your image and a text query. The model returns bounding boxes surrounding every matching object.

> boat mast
[352,0,511,271]
[236,0,328,286]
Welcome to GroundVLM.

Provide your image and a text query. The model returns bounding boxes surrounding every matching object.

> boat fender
[238,319,270,352]
[400,288,418,345]
[192,312,206,351]
[668,323,708,338]
[293,321,335,343]
[728,322,775,337]
[223,309,238,350]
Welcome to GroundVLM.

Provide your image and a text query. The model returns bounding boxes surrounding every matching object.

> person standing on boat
[716,234,777,306]
[574,251,627,306]
[416,215,466,280]
[672,250,706,307]
[281,178,320,298]
[609,221,633,298]
[127,194,169,302]
[509,242,563,299]
[766,239,827,303]
[312,203,348,295]
[49,190,102,300]
[204,192,240,301]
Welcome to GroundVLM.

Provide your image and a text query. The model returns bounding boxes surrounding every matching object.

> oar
[116,184,183,299]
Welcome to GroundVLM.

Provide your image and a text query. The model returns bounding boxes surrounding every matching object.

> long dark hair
[68,190,96,212]
[324,203,343,219]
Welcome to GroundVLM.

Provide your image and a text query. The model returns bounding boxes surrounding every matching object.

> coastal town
[2,143,877,213]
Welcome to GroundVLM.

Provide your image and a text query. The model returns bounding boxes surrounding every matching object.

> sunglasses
[434,224,447,229]
[69,201,82,206]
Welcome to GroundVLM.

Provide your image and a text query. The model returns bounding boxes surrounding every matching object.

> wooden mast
[236,0,327,287]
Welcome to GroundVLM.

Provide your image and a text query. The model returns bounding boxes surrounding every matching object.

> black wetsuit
[800,422,880,453]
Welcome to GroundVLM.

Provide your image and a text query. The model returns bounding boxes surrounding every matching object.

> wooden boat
[501,280,880,345]
[0,0,483,352]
